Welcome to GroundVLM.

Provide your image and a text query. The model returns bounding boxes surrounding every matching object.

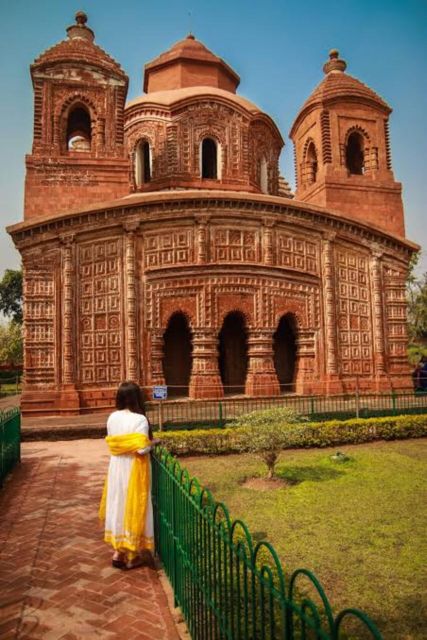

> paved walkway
[0,440,181,640]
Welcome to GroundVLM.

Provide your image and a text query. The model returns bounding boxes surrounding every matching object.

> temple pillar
[321,233,343,393]
[245,329,280,397]
[59,234,80,411]
[189,329,224,398]
[295,329,318,394]
[370,250,390,391]
[263,218,275,265]
[124,223,139,382]
[150,329,166,394]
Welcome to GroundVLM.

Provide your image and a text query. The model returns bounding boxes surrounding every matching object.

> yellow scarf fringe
[99,432,154,555]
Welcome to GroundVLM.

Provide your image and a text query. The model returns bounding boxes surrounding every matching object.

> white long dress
[104,409,154,550]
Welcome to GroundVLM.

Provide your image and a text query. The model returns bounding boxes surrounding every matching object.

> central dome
[143,34,240,93]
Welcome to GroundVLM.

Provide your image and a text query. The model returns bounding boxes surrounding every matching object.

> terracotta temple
[8,12,418,415]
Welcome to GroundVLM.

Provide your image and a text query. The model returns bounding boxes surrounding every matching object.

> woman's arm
[135,415,153,454]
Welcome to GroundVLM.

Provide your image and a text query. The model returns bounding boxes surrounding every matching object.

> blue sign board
[153,385,168,400]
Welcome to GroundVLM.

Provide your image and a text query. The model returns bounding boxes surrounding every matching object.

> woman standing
[99,382,158,569]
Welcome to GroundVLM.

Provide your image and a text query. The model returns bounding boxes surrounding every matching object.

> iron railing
[146,390,427,430]
[152,448,383,639]
[0,407,21,486]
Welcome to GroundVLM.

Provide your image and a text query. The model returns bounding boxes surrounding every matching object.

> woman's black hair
[116,381,153,440]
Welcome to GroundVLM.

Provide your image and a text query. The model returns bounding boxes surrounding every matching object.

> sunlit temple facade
[8,12,416,415]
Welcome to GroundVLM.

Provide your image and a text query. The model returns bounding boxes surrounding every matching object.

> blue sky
[1,0,426,274]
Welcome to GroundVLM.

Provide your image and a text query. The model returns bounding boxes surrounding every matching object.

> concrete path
[0,439,181,640]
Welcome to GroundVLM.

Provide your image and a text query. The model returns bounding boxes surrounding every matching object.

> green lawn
[183,439,427,639]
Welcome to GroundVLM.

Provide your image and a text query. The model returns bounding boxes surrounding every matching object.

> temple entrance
[218,311,248,395]
[162,312,193,397]
[273,314,297,393]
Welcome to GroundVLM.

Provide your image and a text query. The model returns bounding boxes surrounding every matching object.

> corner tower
[290,50,404,237]
[24,12,129,219]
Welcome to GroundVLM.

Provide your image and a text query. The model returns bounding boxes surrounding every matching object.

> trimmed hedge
[155,414,427,456]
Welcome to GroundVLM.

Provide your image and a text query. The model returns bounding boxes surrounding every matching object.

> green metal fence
[147,390,427,430]
[0,407,21,486]
[152,447,383,640]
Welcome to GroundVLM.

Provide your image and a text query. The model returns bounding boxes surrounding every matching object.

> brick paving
[0,439,181,640]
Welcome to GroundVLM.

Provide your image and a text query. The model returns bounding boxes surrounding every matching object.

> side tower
[290,50,404,237]
[24,12,129,219]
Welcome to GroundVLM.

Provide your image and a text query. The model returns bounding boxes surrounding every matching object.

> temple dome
[31,11,126,79]
[143,34,240,93]
[291,50,391,134]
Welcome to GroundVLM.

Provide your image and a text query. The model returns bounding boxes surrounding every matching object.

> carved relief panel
[211,227,260,263]
[276,231,319,275]
[383,263,409,371]
[335,247,373,375]
[78,238,123,385]
[23,254,58,387]
[143,228,194,270]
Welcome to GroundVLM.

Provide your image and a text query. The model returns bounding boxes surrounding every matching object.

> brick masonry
[0,440,181,640]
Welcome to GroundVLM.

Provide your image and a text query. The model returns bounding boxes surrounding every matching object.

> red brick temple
[8,12,417,415]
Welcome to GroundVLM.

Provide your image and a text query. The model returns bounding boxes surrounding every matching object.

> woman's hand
[151,438,161,446]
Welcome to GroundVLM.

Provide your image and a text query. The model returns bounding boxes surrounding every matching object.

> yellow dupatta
[99,432,154,554]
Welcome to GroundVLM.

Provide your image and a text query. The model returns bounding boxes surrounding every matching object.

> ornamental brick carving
[335,246,373,377]
[78,238,123,385]
[8,19,417,414]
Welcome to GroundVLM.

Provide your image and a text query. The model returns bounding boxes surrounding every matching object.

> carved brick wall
[23,258,58,387]
[78,238,123,385]
[383,263,410,373]
[335,246,373,376]
[276,232,319,274]
[143,228,194,269]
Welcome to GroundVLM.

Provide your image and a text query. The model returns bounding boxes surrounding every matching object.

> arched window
[306,141,318,184]
[201,138,218,179]
[346,131,364,175]
[260,157,268,193]
[135,140,151,187]
[66,105,91,151]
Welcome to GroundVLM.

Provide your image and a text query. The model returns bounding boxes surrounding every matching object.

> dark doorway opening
[162,312,193,397]
[273,314,297,393]
[201,138,218,179]
[218,311,248,395]
[346,132,364,175]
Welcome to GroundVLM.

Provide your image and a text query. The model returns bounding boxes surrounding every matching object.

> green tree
[233,407,305,478]
[407,253,427,341]
[0,269,23,324]
[0,322,23,366]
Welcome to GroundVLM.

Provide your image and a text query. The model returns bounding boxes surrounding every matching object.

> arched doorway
[66,105,92,151]
[218,311,248,395]
[162,312,193,397]
[201,137,218,179]
[273,314,297,393]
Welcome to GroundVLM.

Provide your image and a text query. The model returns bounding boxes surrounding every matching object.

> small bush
[155,414,427,457]
[231,407,305,478]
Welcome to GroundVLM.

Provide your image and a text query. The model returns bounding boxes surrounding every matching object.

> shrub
[155,414,427,457]
[230,407,305,478]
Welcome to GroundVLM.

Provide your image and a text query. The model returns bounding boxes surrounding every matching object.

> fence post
[391,390,397,415]
[218,401,223,428]
[158,401,163,432]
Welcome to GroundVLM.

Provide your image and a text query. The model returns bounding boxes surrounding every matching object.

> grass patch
[183,438,427,639]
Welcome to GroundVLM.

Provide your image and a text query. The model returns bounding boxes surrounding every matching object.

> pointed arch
[345,127,369,175]
[302,138,318,186]
[218,311,248,395]
[58,93,97,153]
[273,313,298,393]
[162,311,193,397]
[135,139,152,186]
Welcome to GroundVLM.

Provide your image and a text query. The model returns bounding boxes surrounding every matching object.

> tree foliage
[407,254,427,341]
[0,269,23,324]
[232,407,305,478]
[0,322,23,366]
